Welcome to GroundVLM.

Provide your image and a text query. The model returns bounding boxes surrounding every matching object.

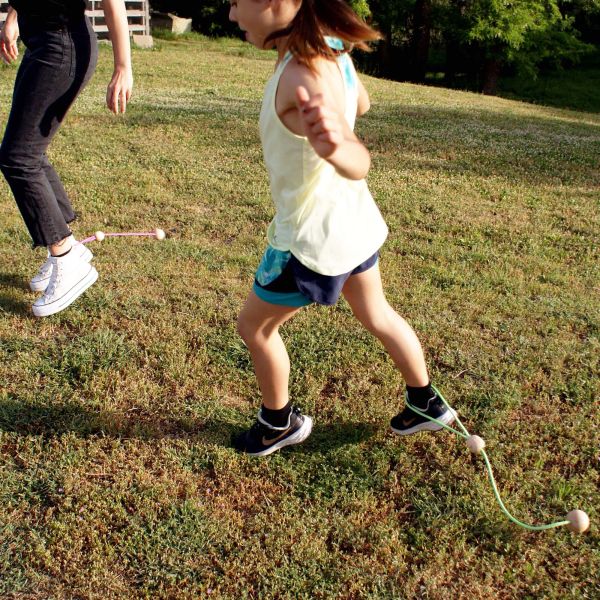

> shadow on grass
[295,421,378,452]
[0,272,30,316]
[125,98,600,188]
[0,396,376,452]
[0,396,217,441]
[228,419,378,456]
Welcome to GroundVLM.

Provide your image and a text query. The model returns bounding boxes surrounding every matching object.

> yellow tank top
[259,51,388,276]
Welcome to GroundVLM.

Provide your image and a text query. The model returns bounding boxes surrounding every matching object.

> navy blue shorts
[253,247,379,307]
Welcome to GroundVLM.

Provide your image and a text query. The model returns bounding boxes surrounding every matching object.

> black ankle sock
[406,383,436,408]
[260,402,292,428]
[53,248,72,258]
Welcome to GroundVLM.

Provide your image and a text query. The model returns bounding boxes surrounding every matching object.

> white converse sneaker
[32,249,98,317]
[30,238,93,292]
[29,253,54,292]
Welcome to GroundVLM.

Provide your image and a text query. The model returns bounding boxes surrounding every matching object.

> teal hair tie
[325,36,344,51]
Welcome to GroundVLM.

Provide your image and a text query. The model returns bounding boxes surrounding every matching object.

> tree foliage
[148,0,599,93]
[364,0,595,92]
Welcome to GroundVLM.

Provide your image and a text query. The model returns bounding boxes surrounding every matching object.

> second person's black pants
[0,15,98,248]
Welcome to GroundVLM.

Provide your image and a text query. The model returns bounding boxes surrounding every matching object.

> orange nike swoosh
[402,417,416,427]
[262,428,291,447]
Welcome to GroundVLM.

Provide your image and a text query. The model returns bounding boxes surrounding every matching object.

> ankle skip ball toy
[79,228,166,244]
[407,386,590,533]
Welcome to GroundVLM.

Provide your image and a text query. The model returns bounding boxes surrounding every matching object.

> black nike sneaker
[390,392,456,436]
[233,406,313,456]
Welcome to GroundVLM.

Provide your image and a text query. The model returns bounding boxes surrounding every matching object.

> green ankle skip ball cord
[406,386,590,533]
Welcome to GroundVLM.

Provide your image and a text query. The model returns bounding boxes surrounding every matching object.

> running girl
[229,0,455,455]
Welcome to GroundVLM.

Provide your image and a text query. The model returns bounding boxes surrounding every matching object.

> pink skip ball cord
[78,228,166,245]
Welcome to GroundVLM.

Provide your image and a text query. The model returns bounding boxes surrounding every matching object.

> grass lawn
[0,35,598,598]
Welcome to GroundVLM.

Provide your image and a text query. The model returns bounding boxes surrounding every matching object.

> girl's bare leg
[342,263,429,387]
[237,290,301,410]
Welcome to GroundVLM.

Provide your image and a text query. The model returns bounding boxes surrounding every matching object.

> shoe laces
[44,260,64,297]
[36,257,53,278]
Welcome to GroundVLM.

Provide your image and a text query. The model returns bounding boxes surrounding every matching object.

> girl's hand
[294,84,371,180]
[106,67,133,114]
[295,85,345,159]
[0,13,19,64]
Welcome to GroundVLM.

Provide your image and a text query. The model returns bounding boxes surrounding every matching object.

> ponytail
[264,0,381,67]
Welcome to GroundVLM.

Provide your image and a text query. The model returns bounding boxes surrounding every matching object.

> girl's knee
[237,313,266,347]
[236,313,253,343]
[360,315,389,336]
[356,303,395,336]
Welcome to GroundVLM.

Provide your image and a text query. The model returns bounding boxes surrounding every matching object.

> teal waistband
[253,282,312,308]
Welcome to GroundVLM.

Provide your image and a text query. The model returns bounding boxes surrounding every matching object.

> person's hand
[295,85,345,160]
[106,67,133,114]
[0,16,19,64]
[294,83,371,180]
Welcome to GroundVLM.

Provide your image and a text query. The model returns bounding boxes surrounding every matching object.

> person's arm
[295,84,371,180]
[102,0,133,113]
[0,7,19,64]
[356,77,371,117]
[277,57,371,180]
[292,71,371,181]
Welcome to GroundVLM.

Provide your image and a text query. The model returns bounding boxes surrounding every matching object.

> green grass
[1,35,599,598]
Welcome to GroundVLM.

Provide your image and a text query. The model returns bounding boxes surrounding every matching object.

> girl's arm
[295,85,371,180]
[102,0,133,113]
[0,7,19,64]
[357,77,371,117]
[278,58,371,180]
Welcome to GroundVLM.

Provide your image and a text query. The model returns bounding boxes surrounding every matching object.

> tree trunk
[444,37,460,86]
[377,27,394,79]
[482,57,502,95]
[410,0,432,83]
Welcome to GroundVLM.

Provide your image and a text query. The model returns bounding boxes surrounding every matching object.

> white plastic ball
[154,228,166,241]
[95,231,105,242]
[466,435,486,454]
[566,510,590,533]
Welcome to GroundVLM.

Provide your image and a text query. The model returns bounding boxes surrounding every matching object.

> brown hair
[264,0,381,66]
